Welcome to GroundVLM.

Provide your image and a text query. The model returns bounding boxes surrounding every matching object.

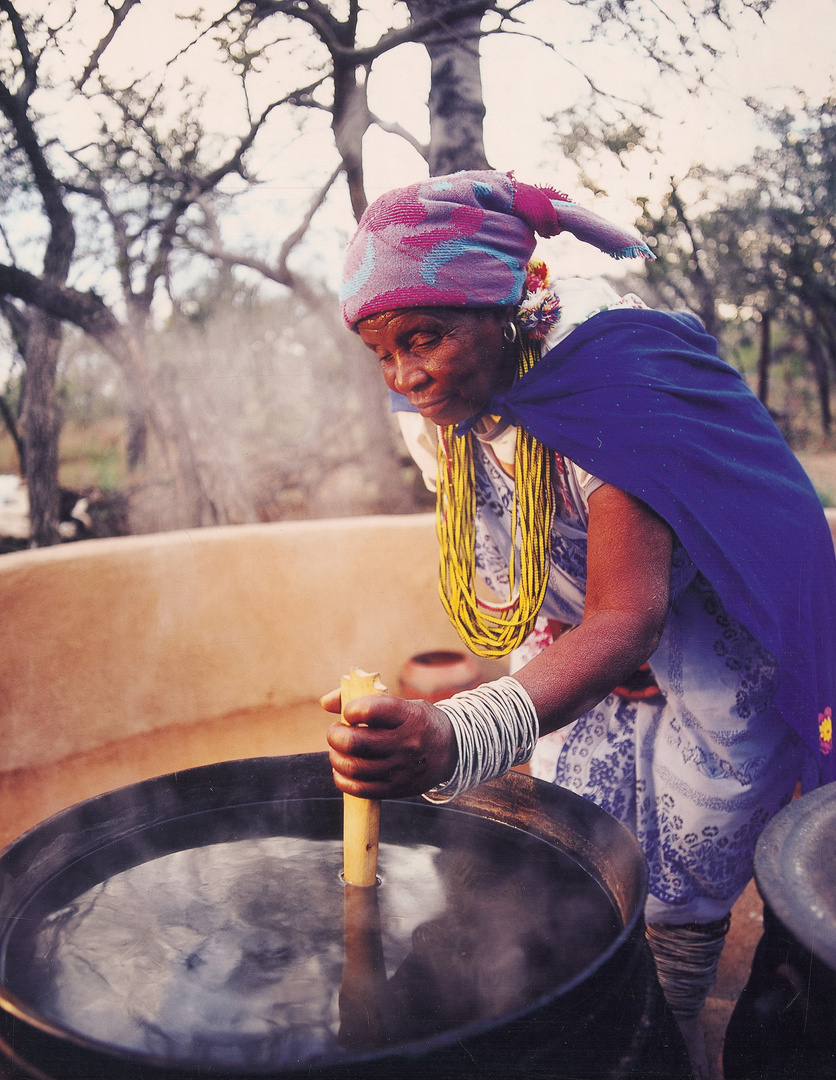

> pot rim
[754,781,836,971]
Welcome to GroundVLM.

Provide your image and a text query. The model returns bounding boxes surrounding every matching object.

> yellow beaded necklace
[435,333,554,658]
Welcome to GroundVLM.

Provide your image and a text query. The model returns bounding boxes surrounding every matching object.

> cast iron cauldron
[0,753,688,1080]
[724,782,836,1080]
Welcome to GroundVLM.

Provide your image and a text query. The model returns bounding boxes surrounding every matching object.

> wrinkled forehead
[359,306,461,328]
[357,306,469,340]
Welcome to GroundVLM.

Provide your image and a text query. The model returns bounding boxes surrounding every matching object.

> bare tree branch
[187,165,342,292]
[244,0,505,64]
[189,244,292,290]
[0,295,28,351]
[277,164,342,269]
[76,0,143,90]
[0,0,37,97]
[368,112,429,159]
[0,264,126,352]
[0,215,18,264]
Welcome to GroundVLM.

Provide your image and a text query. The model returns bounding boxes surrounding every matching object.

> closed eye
[409,332,440,350]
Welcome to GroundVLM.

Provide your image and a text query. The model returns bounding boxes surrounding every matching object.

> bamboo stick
[341,667,386,887]
[338,882,388,1049]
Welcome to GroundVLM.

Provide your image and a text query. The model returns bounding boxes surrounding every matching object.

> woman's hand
[321,690,457,799]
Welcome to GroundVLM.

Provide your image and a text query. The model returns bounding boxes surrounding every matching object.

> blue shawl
[454,308,836,784]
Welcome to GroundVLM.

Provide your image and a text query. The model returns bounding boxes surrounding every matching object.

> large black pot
[0,753,688,1080]
[724,782,836,1080]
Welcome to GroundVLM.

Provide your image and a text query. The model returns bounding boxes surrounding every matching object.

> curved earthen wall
[2,510,834,847]
[0,515,505,845]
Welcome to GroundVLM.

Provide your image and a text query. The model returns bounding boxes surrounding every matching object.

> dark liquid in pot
[1,801,620,1072]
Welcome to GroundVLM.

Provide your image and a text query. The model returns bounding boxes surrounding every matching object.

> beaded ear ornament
[515,260,562,341]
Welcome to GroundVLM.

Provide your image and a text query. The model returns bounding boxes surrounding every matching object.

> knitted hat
[340,170,653,329]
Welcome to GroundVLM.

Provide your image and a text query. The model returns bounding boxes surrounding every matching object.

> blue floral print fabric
[476,445,807,922]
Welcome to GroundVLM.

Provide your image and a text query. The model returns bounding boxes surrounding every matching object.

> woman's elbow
[637,601,669,660]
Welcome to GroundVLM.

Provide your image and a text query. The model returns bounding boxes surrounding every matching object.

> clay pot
[398,650,481,703]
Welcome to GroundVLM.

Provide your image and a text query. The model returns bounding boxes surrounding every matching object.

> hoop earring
[503,322,517,343]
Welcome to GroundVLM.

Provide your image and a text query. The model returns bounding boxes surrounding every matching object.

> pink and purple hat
[340,170,653,329]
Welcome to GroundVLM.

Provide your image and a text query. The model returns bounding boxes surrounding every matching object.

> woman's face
[356,307,514,426]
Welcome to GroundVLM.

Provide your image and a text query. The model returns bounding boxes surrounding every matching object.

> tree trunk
[20,308,62,547]
[131,350,223,529]
[125,406,149,470]
[114,298,231,528]
[0,33,77,547]
[806,329,831,435]
[333,66,372,221]
[407,0,490,175]
[666,183,717,338]
[757,310,772,408]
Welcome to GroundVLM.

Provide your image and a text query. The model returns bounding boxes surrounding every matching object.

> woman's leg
[646,917,730,1080]
[553,691,805,1079]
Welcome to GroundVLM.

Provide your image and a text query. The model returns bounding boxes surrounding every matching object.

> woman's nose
[392,352,428,395]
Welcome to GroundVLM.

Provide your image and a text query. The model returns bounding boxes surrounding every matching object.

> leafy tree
[633,170,725,339]
[728,97,836,432]
[634,96,836,435]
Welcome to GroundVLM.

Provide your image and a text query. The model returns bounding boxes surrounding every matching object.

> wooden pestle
[338,881,388,1050]
[341,667,386,887]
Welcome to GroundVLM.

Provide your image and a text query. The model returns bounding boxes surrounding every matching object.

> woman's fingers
[328,722,399,764]
[318,690,417,726]
[340,693,420,729]
[327,696,456,798]
[327,696,427,766]
[319,687,342,713]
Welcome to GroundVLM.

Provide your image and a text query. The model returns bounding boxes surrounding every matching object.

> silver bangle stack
[423,676,539,804]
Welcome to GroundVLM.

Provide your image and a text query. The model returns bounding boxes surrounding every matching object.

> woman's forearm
[513,606,667,737]
[514,483,673,737]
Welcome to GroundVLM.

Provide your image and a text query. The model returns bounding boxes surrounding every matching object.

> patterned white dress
[475,443,807,924]
[396,278,812,924]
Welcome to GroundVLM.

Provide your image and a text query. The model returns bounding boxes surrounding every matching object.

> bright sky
[227,0,836,284]
[11,0,836,291]
[362,0,836,251]
[314,0,833,283]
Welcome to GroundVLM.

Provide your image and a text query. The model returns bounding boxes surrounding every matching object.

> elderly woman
[324,171,836,1076]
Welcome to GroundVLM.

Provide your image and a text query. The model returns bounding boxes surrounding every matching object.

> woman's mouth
[412,394,454,421]
[413,393,480,425]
